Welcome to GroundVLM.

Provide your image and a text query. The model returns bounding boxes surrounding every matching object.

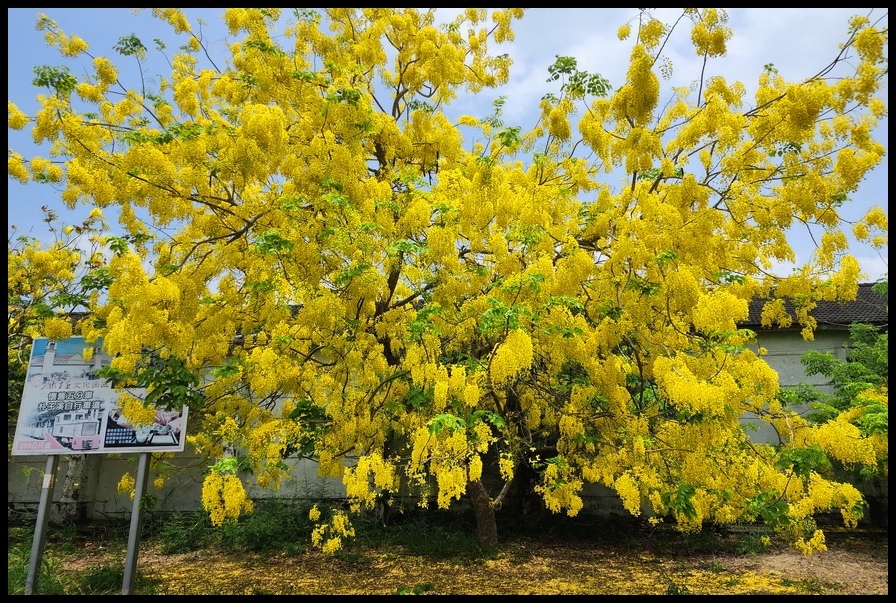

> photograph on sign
[10,337,188,456]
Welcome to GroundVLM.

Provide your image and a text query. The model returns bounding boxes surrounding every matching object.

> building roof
[742,283,888,329]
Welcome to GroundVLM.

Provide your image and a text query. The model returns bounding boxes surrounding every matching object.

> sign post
[11,337,188,595]
[23,455,60,595]
[122,452,152,595]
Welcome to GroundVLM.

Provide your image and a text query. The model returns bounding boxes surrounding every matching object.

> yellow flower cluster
[793,529,827,556]
[43,317,73,341]
[535,462,584,516]
[310,508,355,554]
[152,8,192,34]
[93,57,118,86]
[117,472,136,498]
[468,454,484,481]
[343,452,397,509]
[653,356,733,417]
[8,102,29,130]
[489,328,533,385]
[689,10,731,58]
[117,393,159,428]
[7,152,28,182]
[691,291,748,334]
[613,472,642,516]
[201,470,254,527]
[41,26,88,57]
[434,465,468,509]
[803,416,878,466]
[498,453,515,481]
[854,206,888,247]
[788,476,864,529]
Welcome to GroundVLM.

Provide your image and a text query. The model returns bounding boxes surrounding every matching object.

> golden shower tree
[8,8,888,551]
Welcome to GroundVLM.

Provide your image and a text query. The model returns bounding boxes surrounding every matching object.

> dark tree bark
[466,479,499,550]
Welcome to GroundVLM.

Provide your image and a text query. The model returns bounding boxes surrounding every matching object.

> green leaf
[32,65,77,95]
[660,481,697,521]
[114,34,147,57]
[428,413,465,435]
[775,445,831,481]
[253,230,294,254]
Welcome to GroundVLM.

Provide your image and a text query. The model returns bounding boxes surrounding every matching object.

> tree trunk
[53,454,87,524]
[466,479,499,551]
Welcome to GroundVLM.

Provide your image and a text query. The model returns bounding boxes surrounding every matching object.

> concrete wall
[8,445,345,522]
[740,328,848,442]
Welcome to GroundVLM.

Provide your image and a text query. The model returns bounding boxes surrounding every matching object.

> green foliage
[665,580,692,595]
[408,305,443,341]
[775,445,832,481]
[743,491,789,528]
[800,321,888,430]
[388,238,428,256]
[216,500,316,554]
[148,501,319,556]
[96,352,204,412]
[426,408,505,438]
[660,482,698,521]
[495,126,522,149]
[772,280,888,485]
[352,509,482,559]
[732,530,774,555]
[107,236,131,255]
[74,565,132,594]
[284,398,329,457]
[80,267,114,291]
[114,34,147,57]
[428,413,466,435]
[152,510,214,554]
[6,523,157,595]
[333,263,371,287]
[478,298,535,334]
[252,230,295,254]
[32,65,77,95]
[546,56,612,98]
[7,528,66,595]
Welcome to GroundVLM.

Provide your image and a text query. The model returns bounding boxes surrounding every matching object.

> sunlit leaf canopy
[7,8,888,553]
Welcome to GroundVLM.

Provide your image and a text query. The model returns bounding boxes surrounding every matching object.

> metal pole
[121,452,151,595]
[24,455,60,595]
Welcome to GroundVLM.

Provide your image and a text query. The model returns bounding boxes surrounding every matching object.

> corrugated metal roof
[743,283,888,329]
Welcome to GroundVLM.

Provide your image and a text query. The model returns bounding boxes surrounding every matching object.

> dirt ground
[717,535,888,595]
[119,528,888,595]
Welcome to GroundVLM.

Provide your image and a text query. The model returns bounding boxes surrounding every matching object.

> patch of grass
[144,499,318,556]
[665,580,692,595]
[7,535,67,595]
[702,561,728,574]
[146,508,214,554]
[6,523,155,595]
[396,582,437,595]
[71,564,161,595]
[353,508,483,560]
[732,531,774,556]
[780,576,837,594]
[217,499,316,554]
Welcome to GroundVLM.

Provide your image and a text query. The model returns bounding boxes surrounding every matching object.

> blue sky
[7,8,888,281]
